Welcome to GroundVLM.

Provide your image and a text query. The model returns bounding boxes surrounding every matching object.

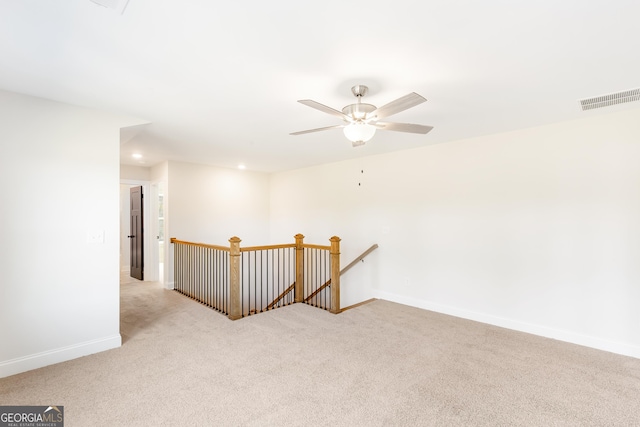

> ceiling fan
[291,85,433,147]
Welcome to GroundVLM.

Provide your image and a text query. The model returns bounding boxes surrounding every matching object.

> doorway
[120,181,158,282]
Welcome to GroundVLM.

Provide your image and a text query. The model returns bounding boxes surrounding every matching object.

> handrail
[169,239,335,255]
[170,237,230,252]
[266,282,296,310]
[301,243,331,250]
[240,243,296,252]
[304,244,379,303]
[340,244,379,277]
[170,239,302,253]
[304,278,330,302]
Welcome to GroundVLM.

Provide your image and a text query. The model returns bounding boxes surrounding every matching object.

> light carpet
[1,276,640,426]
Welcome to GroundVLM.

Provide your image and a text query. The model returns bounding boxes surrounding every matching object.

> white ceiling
[2,0,639,172]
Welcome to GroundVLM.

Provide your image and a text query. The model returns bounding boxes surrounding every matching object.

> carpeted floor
[1,275,640,426]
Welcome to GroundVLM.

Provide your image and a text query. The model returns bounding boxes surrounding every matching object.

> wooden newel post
[229,236,242,320]
[330,236,341,314]
[294,233,305,303]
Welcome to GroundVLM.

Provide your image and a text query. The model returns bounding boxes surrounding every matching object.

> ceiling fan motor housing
[351,85,369,98]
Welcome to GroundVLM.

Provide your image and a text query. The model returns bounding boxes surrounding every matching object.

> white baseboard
[165,281,175,290]
[0,335,122,379]
[375,291,640,360]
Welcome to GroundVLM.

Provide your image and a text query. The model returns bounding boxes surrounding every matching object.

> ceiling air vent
[579,88,640,111]
[90,0,130,14]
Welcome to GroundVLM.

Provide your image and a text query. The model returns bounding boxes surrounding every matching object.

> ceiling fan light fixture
[291,84,433,146]
[343,122,376,145]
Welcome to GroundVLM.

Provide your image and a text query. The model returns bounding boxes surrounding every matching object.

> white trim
[0,335,121,378]
[166,281,175,290]
[375,291,640,360]
[149,182,161,284]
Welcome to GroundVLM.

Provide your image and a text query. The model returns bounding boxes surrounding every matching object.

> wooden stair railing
[172,236,377,319]
[304,243,379,303]
[266,282,296,310]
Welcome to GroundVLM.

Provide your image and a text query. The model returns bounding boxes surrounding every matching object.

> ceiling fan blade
[290,124,345,135]
[369,92,426,120]
[377,122,434,134]
[298,99,351,121]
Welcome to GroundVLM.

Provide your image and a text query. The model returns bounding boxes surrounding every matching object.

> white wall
[270,107,640,358]
[166,161,270,287]
[120,164,150,181]
[0,90,145,378]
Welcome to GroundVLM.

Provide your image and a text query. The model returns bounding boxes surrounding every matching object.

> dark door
[129,185,144,280]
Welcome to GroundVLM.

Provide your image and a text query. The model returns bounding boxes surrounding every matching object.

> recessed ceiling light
[132,153,143,159]
[238,164,246,170]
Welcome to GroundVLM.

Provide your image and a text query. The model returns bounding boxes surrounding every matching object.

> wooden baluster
[330,236,341,314]
[228,236,242,320]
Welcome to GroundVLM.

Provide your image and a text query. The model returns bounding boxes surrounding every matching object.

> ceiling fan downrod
[351,84,368,101]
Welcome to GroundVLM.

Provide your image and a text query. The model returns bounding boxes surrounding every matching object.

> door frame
[120,179,158,282]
